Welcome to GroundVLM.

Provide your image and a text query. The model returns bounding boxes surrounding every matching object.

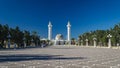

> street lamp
[39,36,41,46]
[78,37,80,46]
[81,40,83,46]
[119,33,120,43]
[93,37,97,48]
[116,35,120,49]
[23,31,26,47]
[7,32,11,48]
[118,33,120,48]
[85,39,88,46]
[23,37,26,47]
[107,34,112,48]
[31,39,34,46]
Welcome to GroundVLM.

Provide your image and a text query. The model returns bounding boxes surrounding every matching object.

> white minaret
[67,21,71,42]
[48,21,52,40]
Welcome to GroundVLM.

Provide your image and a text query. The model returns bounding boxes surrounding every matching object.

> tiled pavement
[0,45,120,68]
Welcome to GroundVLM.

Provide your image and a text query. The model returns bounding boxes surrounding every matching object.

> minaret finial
[67,21,71,27]
[48,21,52,27]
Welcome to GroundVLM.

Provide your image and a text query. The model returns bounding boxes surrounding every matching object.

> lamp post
[31,39,34,46]
[81,40,83,46]
[107,34,112,48]
[36,40,38,46]
[85,39,88,46]
[93,37,97,48]
[7,32,11,48]
[39,36,41,46]
[23,31,26,47]
[116,35,120,49]
[23,37,26,47]
[36,37,39,46]
[118,33,120,49]
[119,33,120,43]
[78,37,80,46]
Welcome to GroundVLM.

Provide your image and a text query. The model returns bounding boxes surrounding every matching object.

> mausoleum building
[48,21,71,45]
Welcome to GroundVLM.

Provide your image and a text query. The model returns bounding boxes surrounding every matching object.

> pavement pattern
[0,45,120,68]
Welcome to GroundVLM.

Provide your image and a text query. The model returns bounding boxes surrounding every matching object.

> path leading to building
[0,45,120,68]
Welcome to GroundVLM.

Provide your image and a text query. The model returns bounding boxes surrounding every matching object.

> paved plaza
[0,45,120,68]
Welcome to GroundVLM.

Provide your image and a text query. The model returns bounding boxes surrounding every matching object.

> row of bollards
[79,34,120,49]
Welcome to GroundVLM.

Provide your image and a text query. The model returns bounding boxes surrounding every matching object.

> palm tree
[71,38,75,45]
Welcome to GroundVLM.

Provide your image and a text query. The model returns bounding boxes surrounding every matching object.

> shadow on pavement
[0,54,86,62]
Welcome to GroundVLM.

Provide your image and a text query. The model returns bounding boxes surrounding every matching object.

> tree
[24,30,31,46]
[31,31,40,46]
[78,23,120,47]
[0,24,41,48]
[71,38,76,45]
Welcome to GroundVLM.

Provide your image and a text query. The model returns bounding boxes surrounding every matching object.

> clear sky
[0,0,120,39]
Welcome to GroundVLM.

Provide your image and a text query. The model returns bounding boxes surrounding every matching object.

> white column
[85,39,88,46]
[108,38,111,48]
[14,43,16,49]
[81,40,83,46]
[8,39,10,48]
[93,38,97,48]
[117,43,119,49]
[48,21,52,40]
[67,21,71,44]
[107,34,112,48]
[24,40,26,47]
[23,37,26,47]
[7,33,11,48]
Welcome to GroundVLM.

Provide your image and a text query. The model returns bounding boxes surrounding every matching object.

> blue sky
[0,0,120,39]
